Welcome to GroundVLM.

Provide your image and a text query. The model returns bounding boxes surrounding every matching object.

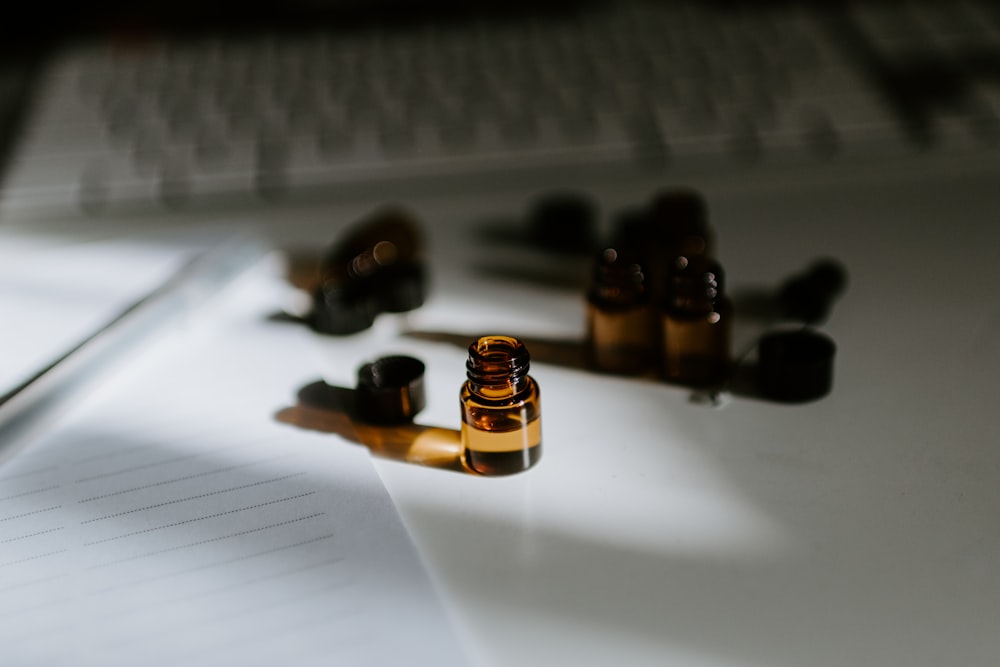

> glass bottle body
[585,248,657,375]
[586,302,658,375]
[661,299,732,386]
[460,380,541,475]
[660,257,732,387]
[460,336,542,476]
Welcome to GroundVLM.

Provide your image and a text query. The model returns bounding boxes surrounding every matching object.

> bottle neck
[466,336,531,396]
[588,247,648,307]
[648,188,714,259]
[667,256,726,314]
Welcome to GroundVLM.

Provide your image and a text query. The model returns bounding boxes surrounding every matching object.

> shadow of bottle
[275,380,469,473]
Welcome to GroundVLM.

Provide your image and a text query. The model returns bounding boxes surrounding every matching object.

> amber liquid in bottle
[661,257,732,387]
[460,336,542,476]
[585,247,657,375]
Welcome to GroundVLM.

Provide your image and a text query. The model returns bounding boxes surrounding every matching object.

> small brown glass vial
[661,256,732,387]
[585,247,658,375]
[460,336,542,476]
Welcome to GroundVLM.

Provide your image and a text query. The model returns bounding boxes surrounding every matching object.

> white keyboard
[3,0,1000,220]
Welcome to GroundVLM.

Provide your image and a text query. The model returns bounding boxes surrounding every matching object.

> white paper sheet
[0,254,468,666]
[0,237,195,398]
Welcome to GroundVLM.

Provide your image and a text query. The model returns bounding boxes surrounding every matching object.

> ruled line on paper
[74,443,254,483]
[0,485,60,502]
[0,526,65,543]
[85,513,327,570]
[0,465,57,482]
[89,533,338,596]
[78,454,297,503]
[80,472,307,523]
[1,549,68,568]
[0,505,62,522]
[82,492,317,545]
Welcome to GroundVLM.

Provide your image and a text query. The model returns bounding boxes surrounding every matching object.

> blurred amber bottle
[613,189,715,303]
[585,247,658,375]
[311,207,426,335]
[460,336,542,476]
[661,256,732,387]
[648,188,714,259]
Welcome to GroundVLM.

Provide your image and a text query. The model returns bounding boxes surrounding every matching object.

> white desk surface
[4,153,1000,666]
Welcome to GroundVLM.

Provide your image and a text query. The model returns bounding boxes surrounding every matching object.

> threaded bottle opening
[466,336,531,387]
[588,247,647,306]
[668,256,725,312]
[596,247,645,286]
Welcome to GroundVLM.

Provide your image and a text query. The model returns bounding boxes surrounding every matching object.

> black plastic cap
[757,329,836,403]
[355,355,427,424]
[368,262,427,313]
[311,207,428,336]
[527,192,598,254]
[310,286,376,335]
[649,187,708,226]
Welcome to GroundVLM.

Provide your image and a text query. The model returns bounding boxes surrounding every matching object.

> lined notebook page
[0,255,468,666]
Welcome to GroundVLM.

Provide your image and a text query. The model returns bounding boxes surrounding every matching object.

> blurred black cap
[757,329,836,403]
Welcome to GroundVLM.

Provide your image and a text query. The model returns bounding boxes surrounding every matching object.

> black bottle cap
[649,187,708,227]
[647,187,713,254]
[527,192,598,254]
[310,207,428,335]
[321,207,423,276]
[367,262,427,313]
[756,329,836,403]
[355,355,427,424]
[310,286,376,335]
[609,206,651,249]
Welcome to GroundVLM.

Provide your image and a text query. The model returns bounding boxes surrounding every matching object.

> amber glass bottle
[585,247,657,375]
[460,336,542,476]
[661,257,732,387]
